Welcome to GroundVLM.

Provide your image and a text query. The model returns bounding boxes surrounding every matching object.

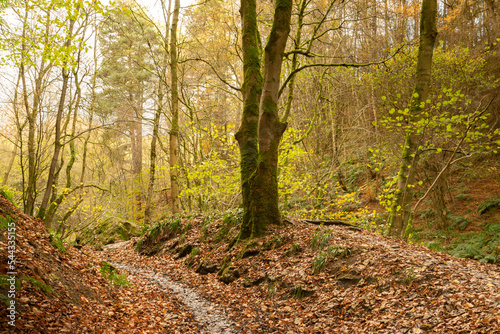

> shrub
[311,228,332,251]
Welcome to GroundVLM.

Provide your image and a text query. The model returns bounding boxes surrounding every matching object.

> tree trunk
[236,0,292,239]
[47,55,84,228]
[38,13,76,222]
[236,0,264,239]
[144,82,163,224]
[80,12,98,193]
[145,0,172,224]
[131,88,143,219]
[169,0,181,214]
[22,6,52,215]
[281,0,307,123]
[486,0,498,44]
[387,0,437,239]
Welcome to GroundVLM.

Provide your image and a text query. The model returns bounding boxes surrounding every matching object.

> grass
[0,275,20,306]
[312,245,350,274]
[0,214,14,231]
[477,198,500,215]
[311,227,332,251]
[100,261,131,286]
[49,230,67,254]
[22,276,56,295]
[285,242,302,256]
[214,209,242,243]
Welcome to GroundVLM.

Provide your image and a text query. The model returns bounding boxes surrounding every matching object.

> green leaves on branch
[1,0,106,68]
[376,89,499,155]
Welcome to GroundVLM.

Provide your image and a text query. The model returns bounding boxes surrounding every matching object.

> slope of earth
[358,154,500,262]
[0,195,204,333]
[104,215,500,333]
[411,154,500,261]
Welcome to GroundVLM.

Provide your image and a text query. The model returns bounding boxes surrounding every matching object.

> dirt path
[97,222,500,333]
[104,245,239,334]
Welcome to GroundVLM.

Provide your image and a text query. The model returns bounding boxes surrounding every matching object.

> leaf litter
[1,194,499,333]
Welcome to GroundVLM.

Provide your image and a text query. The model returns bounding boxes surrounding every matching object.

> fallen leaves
[0,196,205,333]
[1,193,500,333]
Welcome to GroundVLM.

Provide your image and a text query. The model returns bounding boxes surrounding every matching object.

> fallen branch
[301,219,362,231]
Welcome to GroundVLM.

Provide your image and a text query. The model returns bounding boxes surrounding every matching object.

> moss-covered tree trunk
[387,0,437,239]
[235,0,261,238]
[236,0,292,239]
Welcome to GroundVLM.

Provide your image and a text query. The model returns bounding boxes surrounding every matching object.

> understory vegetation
[0,0,499,264]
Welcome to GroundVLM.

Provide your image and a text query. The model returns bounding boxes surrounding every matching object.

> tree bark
[46,46,85,228]
[236,0,292,239]
[131,86,143,219]
[22,5,52,216]
[144,82,164,224]
[169,0,181,214]
[387,0,437,239]
[144,0,172,224]
[38,11,76,222]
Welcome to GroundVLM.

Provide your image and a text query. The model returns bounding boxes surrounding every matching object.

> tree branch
[278,44,405,99]
[181,57,241,92]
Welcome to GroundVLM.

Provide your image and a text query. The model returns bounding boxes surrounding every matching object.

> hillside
[0,195,203,333]
[1,194,500,333]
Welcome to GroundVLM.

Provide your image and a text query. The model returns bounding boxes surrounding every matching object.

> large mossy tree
[235,0,292,239]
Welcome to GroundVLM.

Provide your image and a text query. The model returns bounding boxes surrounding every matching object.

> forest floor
[1,194,500,333]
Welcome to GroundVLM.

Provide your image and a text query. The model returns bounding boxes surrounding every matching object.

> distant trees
[96,2,157,220]
[0,0,102,225]
[0,0,497,241]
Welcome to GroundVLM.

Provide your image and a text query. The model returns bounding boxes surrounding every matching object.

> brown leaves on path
[0,195,204,333]
[1,192,499,333]
[109,215,500,333]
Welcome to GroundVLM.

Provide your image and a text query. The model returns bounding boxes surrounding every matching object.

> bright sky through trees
[138,0,197,21]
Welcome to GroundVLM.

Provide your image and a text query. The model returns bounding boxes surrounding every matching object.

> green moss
[185,246,199,268]
[100,261,130,286]
[214,209,242,243]
[0,187,18,207]
[135,238,143,252]
[0,214,14,231]
[76,217,141,249]
[22,276,56,296]
[0,275,20,306]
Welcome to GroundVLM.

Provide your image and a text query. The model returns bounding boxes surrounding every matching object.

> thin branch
[59,123,115,146]
[412,102,494,213]
[182,57,241,92]
[278,44,406,99]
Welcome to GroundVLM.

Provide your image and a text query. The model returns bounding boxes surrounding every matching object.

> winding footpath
[103,242,238,334]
